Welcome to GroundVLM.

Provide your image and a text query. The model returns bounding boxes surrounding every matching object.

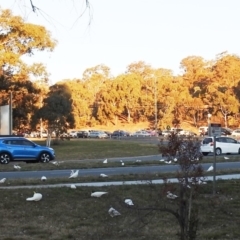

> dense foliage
[1,9,240,132]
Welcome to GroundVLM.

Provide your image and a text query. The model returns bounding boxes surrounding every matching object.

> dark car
[112,130,130,138]
[77,131,89,138]
[0,137,55,164]
[221,127,232,136]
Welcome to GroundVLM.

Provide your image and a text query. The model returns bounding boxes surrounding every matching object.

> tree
[38,83,74,136]
[0,9,57,81]
[122,133,204,240]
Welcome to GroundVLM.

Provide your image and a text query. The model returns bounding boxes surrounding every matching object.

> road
[1,161,240,180]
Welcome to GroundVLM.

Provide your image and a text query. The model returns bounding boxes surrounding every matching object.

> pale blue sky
[1,0,240,84]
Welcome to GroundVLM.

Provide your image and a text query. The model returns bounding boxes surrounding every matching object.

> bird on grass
[41,176,47,181]
[100,173,108,178]
[120,160,124,166]
[69,170,79,179]
[14,164,21,170]
[26,192,42,201]
[108,207,121,217]
[224,156,229,160]
[91,191,108,198]
[70,184,77,189]
[103,159,108,164]
[0,178,6,183]
[207,165,214,172]
[51,161,60,166]
[125,199,134,206]
[135,159,142,163]
[159,159,165,162]
[164,160,171,164]
[167,191,178,200]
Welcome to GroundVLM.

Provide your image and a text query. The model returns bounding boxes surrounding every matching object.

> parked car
[200,136,240,156]
[77,131,89,138]
[112,130,130,138]
[221,127,233,136]
[132,130,151,137]
[69,130,78,138]
[178,130,197,137]
[88,131,108,139]
[161,130,172,137]
[231,129,240,137]
[0,137,55,164]
[104,131,112,137]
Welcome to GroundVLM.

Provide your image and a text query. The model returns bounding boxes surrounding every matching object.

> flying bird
[108,207,121,217]
[91,191,108,198]
[125,199,134,206]
[41,176,47,181]
[14,165,21,170]
[26,192,42,201]
[70,184,77,189]
[100,173,108,178]
[0,178,6,183]
[167,191,178,199]
[103,159,108,164]
[69,170,79,179]
[207,165,214,172]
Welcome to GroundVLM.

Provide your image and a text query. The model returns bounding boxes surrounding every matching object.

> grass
[39,138,160,160]
[1,138,237,172]
[0,179,240,239]
[1,138,240,239]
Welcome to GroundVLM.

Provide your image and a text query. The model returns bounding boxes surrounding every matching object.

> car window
[226,138,237,144]
[217,137,227,143]
[203,138,213,144]
[9,140,22,145]
[22,140,34,146]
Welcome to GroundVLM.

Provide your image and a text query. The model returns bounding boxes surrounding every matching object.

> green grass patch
[38,138,159,160]
[0,179,240,239]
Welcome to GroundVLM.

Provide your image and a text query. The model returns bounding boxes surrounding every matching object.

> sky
[1,0,240,84]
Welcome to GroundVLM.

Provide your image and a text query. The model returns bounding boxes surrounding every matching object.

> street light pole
[154,76,158,136]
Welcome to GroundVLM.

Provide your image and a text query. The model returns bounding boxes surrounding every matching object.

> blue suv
[0,137,55,164]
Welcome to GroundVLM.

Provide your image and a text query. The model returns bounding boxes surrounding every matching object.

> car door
[4,139,23,159]
[20,139,37,158]
[216,137,228,153]
[225,137,240,153]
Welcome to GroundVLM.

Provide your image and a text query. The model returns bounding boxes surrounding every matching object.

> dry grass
[42,138,159,161]
[0,180,240,240]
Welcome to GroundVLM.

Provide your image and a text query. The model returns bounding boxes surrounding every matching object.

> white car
[161,130,172,137]
[178,130,196,137]
[69,131,78,138]
[88,131,108,139]
[201,136,240,156]
[132,130,151,137]
[231,129,240,137]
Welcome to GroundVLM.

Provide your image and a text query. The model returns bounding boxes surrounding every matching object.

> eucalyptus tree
[38,83,74,136]
[0,8,56,130]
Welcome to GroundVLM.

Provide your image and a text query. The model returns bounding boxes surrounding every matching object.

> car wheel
[39,152,51,163]
[215,148,222,156]
[0,152,11,164]
[202,152,208,156]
